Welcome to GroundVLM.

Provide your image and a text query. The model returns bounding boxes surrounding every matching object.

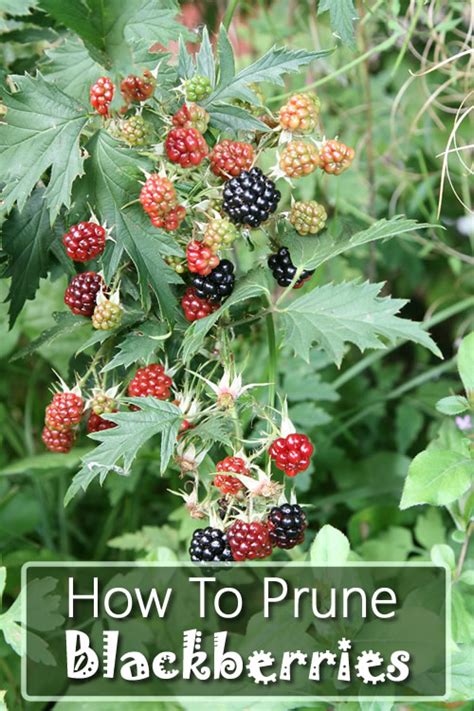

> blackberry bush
[0,9,442,581]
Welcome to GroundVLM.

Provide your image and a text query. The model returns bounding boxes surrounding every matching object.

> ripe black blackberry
[191,259,235,303]
[268,247,314,288]
[222,167,281,228]
[268,503,307,549]
[189,527,234,562]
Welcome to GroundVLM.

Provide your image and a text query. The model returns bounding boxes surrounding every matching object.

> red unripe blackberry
[42,426,75,453]
[120,71,155,103]
[90,77,114,116]
[268,247,314,288]
[63,222,106,262]
[213,456,249,495]
[128,363,173,401]
[279,93,320,133]
[186,240,219,276]
[172,103,210,134]
[87,412,117,433]
[45,392,84,432]
[140,174,178,227]
[191,259,235,303]
[181,287,218,322]
[269,433,314,477]
[268,503,307,549]
[279,140,320,178]
[64,272,105,317]
[189,527,234,562]
[154,205,186,231]
[209,139,254,179]
[227,520,273,561]
[165,127,209,168]
[319,139,355,175]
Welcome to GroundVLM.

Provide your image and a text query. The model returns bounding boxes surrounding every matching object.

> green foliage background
[0,0,472,709]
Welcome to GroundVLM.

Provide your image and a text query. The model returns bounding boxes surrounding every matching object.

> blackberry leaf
[65,398,181,504]
[3,188,59,327]
[280,281,442,365]
[0,73,88,221]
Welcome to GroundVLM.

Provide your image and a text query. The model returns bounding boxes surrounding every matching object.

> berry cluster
[268,247,315,288]
[181,287,218,322]
[90,77,114,116]
[128,363,173,401]
[183,74,212,102]
[120,71,155,104]
[42,390,84,453]
[269,433,314,477]
[172,103,210,134]
[63,221,106,262]
[223,168,281,228]
[165,127,209,168]
[279,93,320,134]
[290,200,327,235]
[64,271,105,317]
[140,174,186,231]
[209,140,254,178]
[191,259,235,303]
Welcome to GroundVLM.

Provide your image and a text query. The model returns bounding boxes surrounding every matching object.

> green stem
[266,312,277,411]
[455,522,474,580]
[268,31,403,104]
[223,0,240,31]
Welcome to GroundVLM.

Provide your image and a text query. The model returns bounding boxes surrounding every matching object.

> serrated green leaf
[38,0,186,72]
[195,26,215,85]
[65,398,181,504]
[400,449,474,509]
[180,270,269,361]
[3,188,59,327]
[102,322,170,373]
[0,73,88,221]
[285,216,432,271]
[177,35,194,80]
[11,311,88,361]
[206,46,333,105]
[458,332,474,395]
[279,280,442,366]
[318,0,359,48]
[208,103,269,133]
[216,25,235,88]
[42,37,103,104]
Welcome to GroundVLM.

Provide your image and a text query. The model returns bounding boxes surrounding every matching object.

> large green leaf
[278,281,442,366]
[400,449,474,509]
[38,0,186,71]
[0,73,88,221]
[64,398,181,504]
[78,131,180,318]
[42,37,103,104]
[206,42,333,105]
[318,0,359,48]
[285,216,432,271]
[3,188,60,326]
